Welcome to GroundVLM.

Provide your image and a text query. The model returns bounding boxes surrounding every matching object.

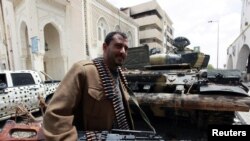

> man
[43,31,134,140]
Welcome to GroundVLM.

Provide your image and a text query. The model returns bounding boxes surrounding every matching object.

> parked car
[0,70,60,121]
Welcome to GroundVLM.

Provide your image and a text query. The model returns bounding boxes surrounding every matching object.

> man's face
[103,34,128,67]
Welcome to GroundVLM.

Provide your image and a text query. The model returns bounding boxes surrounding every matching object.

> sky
[106,0,242,69]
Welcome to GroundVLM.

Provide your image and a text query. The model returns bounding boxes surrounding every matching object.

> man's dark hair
[104,31,127,45]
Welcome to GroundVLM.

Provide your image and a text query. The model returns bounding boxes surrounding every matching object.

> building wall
[88,0,139,58]
[0,1,8,70]
[2,0,20,71]
[163,12,174,53]
[227,0,250,80]
[0,0,85,80]
[0,0,139,80]
[240,0,250,32]
[227,25,250,70]
[124,0,174,54]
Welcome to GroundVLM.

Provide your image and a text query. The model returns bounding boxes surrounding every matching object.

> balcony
[134,15,162,29]
[139,29,163,42]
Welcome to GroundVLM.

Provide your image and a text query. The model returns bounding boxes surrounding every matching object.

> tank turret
[148,37,210,70]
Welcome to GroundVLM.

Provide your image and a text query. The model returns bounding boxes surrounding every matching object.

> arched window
[97,18,108,42]
[95,18,109,57]
[127,31,133,47]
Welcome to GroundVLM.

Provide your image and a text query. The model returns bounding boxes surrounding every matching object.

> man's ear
[103,43,108,51]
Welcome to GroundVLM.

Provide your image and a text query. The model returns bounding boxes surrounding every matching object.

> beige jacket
[43,60,133,141]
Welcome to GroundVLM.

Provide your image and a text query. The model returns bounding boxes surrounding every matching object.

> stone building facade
[85,0,139,58]
[0,0,138,80]
[227,0,250,76]
[0,0,85,80]
[120,0,174,54]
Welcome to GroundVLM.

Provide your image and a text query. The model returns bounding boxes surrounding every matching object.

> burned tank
[123,37,250,127]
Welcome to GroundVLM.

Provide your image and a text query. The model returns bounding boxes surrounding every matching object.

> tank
[123,37,250,128]
[148,37,210,69]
